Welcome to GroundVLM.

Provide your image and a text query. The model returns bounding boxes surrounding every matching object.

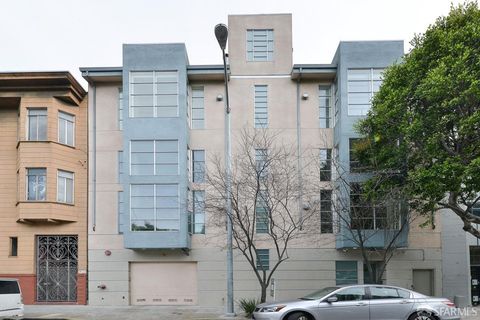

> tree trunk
[260,284,267,303]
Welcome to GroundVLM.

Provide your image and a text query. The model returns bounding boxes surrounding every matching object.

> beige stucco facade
[0,72,88,304]
[83,13,443,308]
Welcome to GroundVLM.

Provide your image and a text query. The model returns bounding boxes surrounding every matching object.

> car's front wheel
[286,312,311,320]
[408,311,436,320]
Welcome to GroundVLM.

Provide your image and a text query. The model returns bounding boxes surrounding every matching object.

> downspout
[296,69,303,225]
[92,83,97,232]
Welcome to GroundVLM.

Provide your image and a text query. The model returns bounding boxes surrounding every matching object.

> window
[118,151,124,182]
[118,191,124,234]
[320,190,333,233]
[256,249,269,270]
[26,168,46,201]
[191,87,205,129]
[28,109,47,140]
[335,261,358,285]
[333,287,366,301]
[350,183,387,230]
[256,190,269,234]
[347,68,383,116]
[255,149,268,179]
[193,191,205,234]
[192,150,205,183]
[57,170,74,204]
[130,184,179,232]
[320,149,332,181]
[334,82,339,126]
[470,202,480,217]
[118,88,124,130]
[10,237,18,257]
[247,29,274,61]
[363,262,382,284]
[370,286,411,299]
[58,111,75,146]
[349,138,370,173]
[254,85,268,128]
[130,140,178,176]
[319,85,331,128]
[129,71,178,118]
[0,281,20,295]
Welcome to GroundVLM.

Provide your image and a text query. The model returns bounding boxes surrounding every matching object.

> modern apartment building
[0,72,88,304]
[81,14,443,307]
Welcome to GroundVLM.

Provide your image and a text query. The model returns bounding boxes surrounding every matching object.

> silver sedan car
[252,285,460,320]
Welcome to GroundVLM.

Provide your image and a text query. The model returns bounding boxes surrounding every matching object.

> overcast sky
[0,0,464,88]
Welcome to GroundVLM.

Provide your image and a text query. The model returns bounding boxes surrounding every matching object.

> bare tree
[329,138,420,284]
[206,129,319,302]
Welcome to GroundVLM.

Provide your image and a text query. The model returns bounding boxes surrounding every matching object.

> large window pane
[247,29,274,62]
[28,109,47,141]
[254,85,268,128]
[57,170,74,204]
[347,68,384,116]
[192,150,205,183]
[58,112,75,146]
[27,168,46,201]
[129,71,178,118]
[336,261,358,285]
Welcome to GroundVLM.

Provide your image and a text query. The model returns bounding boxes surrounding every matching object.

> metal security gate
[36,235,78,302]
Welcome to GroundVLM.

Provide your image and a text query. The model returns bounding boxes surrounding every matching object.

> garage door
[130,262,197,305]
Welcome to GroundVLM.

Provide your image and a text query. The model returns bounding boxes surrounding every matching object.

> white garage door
[130,262,197,305]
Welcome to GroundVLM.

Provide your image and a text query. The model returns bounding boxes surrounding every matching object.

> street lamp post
[215,23,235,317]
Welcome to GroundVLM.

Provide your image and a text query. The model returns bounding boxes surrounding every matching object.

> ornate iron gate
[36,235,78,302]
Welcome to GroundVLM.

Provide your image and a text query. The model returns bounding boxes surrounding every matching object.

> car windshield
[301,287,338,300]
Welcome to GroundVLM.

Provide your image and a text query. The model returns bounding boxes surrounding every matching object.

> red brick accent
[76,273,87,305]
[1,273,87,305]
[0,274,36,304]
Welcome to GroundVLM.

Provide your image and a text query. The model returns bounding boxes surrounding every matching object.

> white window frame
[58,111,75,147]
[129,70,179,118]
[191,86,205,129]
[26,108,47,141]
[129,183,180,232]
[129,139,179,176]
[26,168,47,201]
[57,170,74,204]
[254,85,268,128]
[347,68,384,116]
[319,84,332,128]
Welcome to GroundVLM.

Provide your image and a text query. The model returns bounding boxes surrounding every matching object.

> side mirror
[326,296,338,303]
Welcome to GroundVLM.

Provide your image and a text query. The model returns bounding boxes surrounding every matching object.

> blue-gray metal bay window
[191,86,205,129]
[256,249,269,270]
[130,140,178,176]
[58,111,75,146]
[320,190,333,233]
[130,184,179,232]
[336,261,358,285]
[350,183,387,230]
[27,168,46,201]
[247,29,274,61]
[347,68,383,116]
[319,148,332,181]
[129,71,178,117]
[254,85,268,128]
[319,85,331,128]
[28,109,47,141]
[193,190,205,234]
[192,150,205,183]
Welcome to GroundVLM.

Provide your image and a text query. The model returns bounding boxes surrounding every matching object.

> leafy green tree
[358,2,480,238]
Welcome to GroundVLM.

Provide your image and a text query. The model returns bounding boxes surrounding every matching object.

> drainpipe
[296,69,303,224]
[92,83,97,232]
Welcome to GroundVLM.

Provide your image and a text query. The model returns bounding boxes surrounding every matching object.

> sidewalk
[21,305,480,320]
[23,305,247,320]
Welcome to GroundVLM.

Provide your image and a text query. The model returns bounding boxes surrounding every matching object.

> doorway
[412,269,434,296]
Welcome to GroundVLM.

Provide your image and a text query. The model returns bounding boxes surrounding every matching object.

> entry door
[471,266,480,305]
[36,235,78,302]
[412,269,433,296]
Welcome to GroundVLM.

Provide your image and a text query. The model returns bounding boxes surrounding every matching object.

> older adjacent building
[81,14,443,307]
[0,72,87,304]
